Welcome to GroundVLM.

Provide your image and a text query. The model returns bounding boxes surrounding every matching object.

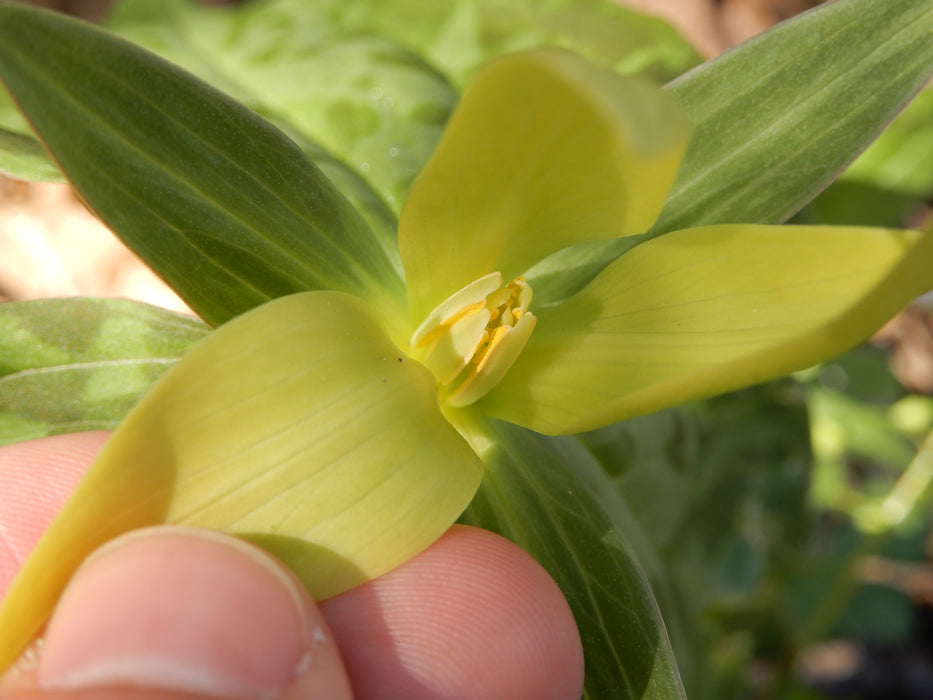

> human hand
[0,433,584,699]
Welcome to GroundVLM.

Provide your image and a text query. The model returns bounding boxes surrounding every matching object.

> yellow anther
[473,325,510,372]
[411,272,536,407]
[414,299,487,351]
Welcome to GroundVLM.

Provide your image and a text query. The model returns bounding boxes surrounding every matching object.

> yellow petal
[481,224,933,434]
[399,48,690,323]
[0,291,482,670]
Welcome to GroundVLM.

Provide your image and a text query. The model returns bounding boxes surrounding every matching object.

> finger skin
[323,524,585,700]
[0,432,110,596]
[0,435,584,699]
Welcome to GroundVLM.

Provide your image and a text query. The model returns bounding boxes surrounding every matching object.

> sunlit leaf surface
[0,298,207,446]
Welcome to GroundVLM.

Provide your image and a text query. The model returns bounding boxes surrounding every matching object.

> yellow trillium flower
[2,48,932,669]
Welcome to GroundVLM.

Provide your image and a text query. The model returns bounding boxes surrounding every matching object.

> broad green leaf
[580,413,696,551]
[524,234,648,310]
[104,0,697,219]
[399,48,689,322]
[106,0,408,254]
[484,224,933,435]
[0,4,405,327]
[0,127,61,183]
[287,131,401,265]
[0,87,62,182]
[804,86,933,227]
[568,411,700,694]
[575,386,817,698]
[105,0,458,220]
[457,417,686,700]
[0,298,207,446]
[843,86,933,198]
[654,0,933,233]
[321,0,700,88]
[522,0,933,306]
[0,291,483,670]
[800,179,924,229]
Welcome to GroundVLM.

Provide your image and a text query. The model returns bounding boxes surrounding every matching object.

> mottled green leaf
[105,0,406,246]
[0,3,405,326]
[457,417,686,700]
[0,298,207,445]
[104,0,697,219]
[105,0,457,218]
[322,0,700,88]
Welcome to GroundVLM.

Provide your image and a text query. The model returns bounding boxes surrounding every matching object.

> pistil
[411,272,536,406]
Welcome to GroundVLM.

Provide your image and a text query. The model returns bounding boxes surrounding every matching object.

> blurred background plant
[1,1,931,698]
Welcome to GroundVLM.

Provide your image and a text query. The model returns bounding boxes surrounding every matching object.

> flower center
[410,272,537,407]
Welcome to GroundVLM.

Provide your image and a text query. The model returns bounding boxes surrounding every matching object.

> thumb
[0,526,352,700]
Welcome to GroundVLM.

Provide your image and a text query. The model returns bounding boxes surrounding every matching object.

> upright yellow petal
[0,291,483,671]
[482,225,933,434]
[399,48,690,323]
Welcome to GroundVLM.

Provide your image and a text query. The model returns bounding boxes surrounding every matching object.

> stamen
[411,273,536,406]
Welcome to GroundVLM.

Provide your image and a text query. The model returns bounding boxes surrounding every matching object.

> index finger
[0,432,110,597]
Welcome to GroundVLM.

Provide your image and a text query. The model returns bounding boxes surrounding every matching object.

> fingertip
[322,524,584,700]
[3,527,352,700]
[0,432,110,598]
